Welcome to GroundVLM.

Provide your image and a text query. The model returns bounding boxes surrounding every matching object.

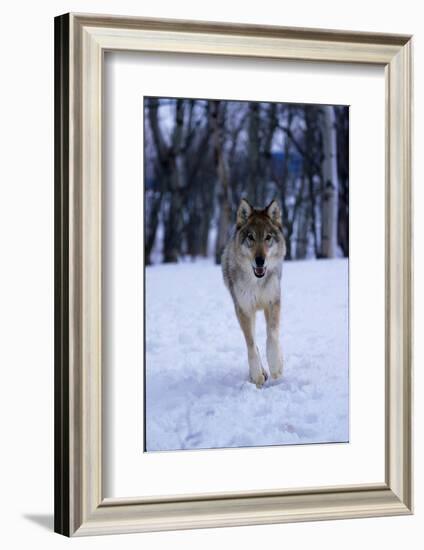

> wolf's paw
[250,367,268,388]
[270,360,283,380]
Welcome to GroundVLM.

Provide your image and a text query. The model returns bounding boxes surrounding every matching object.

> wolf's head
[235,198,286,279]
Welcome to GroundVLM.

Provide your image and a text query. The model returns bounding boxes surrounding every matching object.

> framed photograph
[143,95,350,452]
[54,13,413,536]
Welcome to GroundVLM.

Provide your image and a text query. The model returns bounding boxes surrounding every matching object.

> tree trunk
[145,191,162,265]
[285,223,293,261]
[215,202,231,264]
[261,103,277,205]
[247,102,260,205]
[321,106,339,258]
[279,106,292,233]
[335,106,349,257]
[302,105,320,258]
[199,177,214,257]
[163,190,184,263]
[308,174,320,258]
[210,101,231,265]
[185,200,201,258]
[199,215,211,257]
[161,99,186,263]
[295,178,309,259]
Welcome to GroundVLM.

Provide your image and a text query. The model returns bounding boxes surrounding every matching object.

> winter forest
[145,96,350,450]
[144,97,349,265]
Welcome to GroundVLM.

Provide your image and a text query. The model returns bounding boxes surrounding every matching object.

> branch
[146,98,169,165]
[278,124,321,174]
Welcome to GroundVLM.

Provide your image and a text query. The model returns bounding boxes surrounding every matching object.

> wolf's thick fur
[222,199,286,387]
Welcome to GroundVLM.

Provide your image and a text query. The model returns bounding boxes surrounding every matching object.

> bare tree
[210,101,232,264]
[335,105,349,257]
[275,105,294,258]
[261,102,278,205]
[146,98,185,262]
[184,101,214,259]
[320,105,339,258]
[147,98,213,262]
[247,102,260,204]
[294,176,310,259]
[144,119,163,265]
[303,105,321,258]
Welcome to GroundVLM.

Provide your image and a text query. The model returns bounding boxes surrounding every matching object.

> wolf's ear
[236,199,253,227]
[266,199,282,227]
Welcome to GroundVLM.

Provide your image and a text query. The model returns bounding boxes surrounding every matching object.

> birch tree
[320,105,339,258]
[261,102,278,206]
[247,101,260,205]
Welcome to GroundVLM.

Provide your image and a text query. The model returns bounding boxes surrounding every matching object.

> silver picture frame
[54,13,413,536]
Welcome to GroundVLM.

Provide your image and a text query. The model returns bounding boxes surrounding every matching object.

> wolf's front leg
[236,306,268,388]
[247,345,268,388]
[265,301,284,380]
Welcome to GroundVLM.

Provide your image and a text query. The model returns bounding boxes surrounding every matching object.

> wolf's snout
[253,256,267,278]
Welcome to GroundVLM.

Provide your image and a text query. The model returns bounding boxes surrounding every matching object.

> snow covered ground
[145,259,349,451]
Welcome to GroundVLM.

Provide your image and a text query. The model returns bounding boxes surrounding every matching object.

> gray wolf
[222,199,286,388]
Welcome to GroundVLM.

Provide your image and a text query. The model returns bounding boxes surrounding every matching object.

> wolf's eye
[247,233,255,242]
[265,234,273,242]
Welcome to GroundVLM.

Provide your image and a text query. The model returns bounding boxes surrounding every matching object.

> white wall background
[0,0,421,548]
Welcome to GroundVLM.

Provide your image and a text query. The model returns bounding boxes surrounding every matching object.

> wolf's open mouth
[253,266,266,278]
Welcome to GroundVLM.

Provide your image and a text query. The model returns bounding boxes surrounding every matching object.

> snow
[145,259,349,451]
